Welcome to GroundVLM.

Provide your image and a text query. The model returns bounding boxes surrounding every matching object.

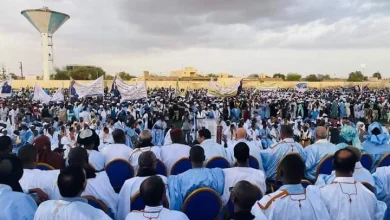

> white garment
[200,139,230,164]
[129,146,162,174]
[221,167,266,205]
[320,177,386,220]
[125,206,189,220]
[251,186,331,220]
[117,175,168,220]
[143,113,149,130]
[87,150,105,171]
[46,132,59,151]
[163,129,172,146]
[160,143,191,174]
[19,169,60,198]
[50,171,118,217]
[101,143,133,165]
[79,111,91,124]
[34,198,111,220]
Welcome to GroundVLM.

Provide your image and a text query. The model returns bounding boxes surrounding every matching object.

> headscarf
[33,136,64,169]
[364,122,390,145]
[340,125,361,149]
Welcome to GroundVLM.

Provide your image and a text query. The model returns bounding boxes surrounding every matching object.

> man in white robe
[251,154,331,220]
[198,128,229,163]
[125,175,188,220]
[320,148,386,220]
[129,130,162,174]
[228,128,263,169]
[305,126,338,181]
[221,142,266,205]
[117,152,168,220]
[316,146,374,187]
[101,129,133,165]
[34,166,111,220]
[50,147,118,217]
[17,144,59,201]
[160,128,191,174]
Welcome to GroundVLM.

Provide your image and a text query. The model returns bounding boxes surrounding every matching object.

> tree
[317,74,331,81]
[8,73,17,80]
[105,75,114,80]
[248,74,259,78]
[207,73,219,78]
[52,66,106,80]
[347,71,365,82]
[273,73,285,80]
[285,73,302,81]
[305,74,320,82]
[373,72,382,79]
[118,71,136,80]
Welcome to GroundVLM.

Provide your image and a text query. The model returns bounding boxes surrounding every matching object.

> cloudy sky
[1,0,390,77]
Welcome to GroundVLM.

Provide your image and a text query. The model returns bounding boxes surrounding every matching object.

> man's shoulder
[256,190,289,210]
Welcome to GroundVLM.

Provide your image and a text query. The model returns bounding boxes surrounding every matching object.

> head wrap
[340,125,361,149]
[364,122,390,145]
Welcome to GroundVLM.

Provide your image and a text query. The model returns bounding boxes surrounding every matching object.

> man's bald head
[345,146,362,160]
[236,128,247,139]
[315,126,327,140]
[333,148,358,175]
[231,180,259,211]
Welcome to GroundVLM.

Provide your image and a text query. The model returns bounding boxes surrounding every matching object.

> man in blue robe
[305,126,338,181]
[1,81,11,94]
[261,125,306,180]
[151,116,167,146]
[362,122,390,170]
[69,81,79,103]
[339,101,346,118]
[167,146,225,211]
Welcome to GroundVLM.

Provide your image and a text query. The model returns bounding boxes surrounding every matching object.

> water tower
[21,7,70,80]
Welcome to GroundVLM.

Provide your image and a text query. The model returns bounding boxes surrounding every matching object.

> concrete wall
[10,79,390,89]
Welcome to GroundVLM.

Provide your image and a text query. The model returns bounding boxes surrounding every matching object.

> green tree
[273,73,285,80]
[317,74,331,81]
[373,72,382,79]
[52,68,70,80]
[248,74,259,78]
[207,73,219,78]
[105,75,114,80]
[286,73,302,81]
[118,71,136,80]
[347,71,365,82]
[305,74,320,82]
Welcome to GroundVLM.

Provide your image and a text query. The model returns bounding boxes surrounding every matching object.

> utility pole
[1,65,5,79]
[19,62,23,79]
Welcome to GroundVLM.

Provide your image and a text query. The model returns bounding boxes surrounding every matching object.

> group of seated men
[1,122,390,220]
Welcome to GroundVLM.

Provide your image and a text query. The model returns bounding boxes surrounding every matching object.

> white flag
[32,83,64,104]
[207,78,240,97]
[113,75,148,102]
[70,76,104,98]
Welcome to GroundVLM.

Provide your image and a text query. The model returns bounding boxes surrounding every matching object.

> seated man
[0,154,37,220]
[198,128,229,163]
[160,128,191,174]
[35,166,111,220]
[77,129,105,171]
[362,122,390,170]
[101,129,133,164]
[50,147,118,217]
[167,146,224,210]
[305,126,339,181]
[261,125,306,180]
[117,151,168,220]
[374,165,390,219]
[221,142,266,205]
[228,128,263,169]
[320,148,386,220]
[251,154,331,220]
[129,130,162,173]
[18,144,58,201]
[316,146,374,187]
[125,175,189,220]
[230,180,267,220]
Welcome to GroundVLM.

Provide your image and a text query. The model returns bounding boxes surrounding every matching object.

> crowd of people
[1,86,390,219]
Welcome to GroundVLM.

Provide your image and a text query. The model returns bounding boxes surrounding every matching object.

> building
[170,67,198,77]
